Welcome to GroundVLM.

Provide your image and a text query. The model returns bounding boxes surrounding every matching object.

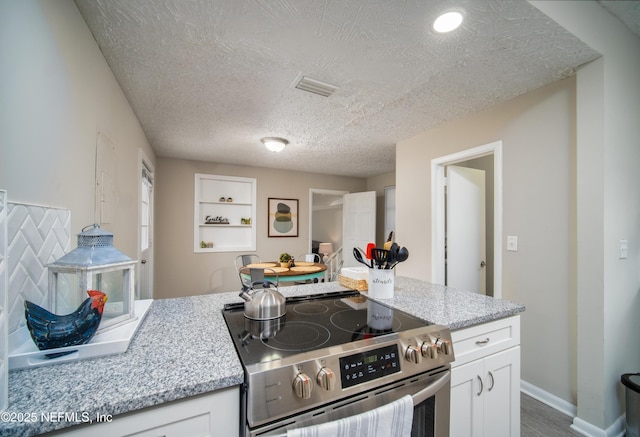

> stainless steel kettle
[238,278,286,320]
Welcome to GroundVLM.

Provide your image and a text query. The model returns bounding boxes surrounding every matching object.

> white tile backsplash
[7,203,70,335]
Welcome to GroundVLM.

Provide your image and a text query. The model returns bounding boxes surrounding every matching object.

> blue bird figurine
[24,290,108,358]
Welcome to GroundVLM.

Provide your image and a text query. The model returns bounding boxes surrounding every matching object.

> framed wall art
[268,198,298,237]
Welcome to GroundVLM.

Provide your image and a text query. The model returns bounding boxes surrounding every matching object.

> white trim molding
[521,380,576,418]
[520,380,625,437]
[431,140,503,297]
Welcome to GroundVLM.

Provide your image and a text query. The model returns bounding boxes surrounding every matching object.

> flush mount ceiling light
[261,137,288,152]
[433,11,464,33]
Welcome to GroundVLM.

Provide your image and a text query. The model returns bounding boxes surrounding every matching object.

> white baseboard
[570,416,625,437]
[520,380,625,437]
[520,379,576,418]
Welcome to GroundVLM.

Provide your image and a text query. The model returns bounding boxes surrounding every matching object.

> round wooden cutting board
[290,266,322,273]
[246,263,277,269]
[293,261,315,267]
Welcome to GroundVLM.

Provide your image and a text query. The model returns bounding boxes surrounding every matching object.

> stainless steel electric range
[223,290,455,437]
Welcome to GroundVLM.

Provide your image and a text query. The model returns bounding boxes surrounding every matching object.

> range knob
[436,338,452,355]
[293,373,313,399]
[317,367,336,391]
[421,341,438,359]
[404,345,421,364]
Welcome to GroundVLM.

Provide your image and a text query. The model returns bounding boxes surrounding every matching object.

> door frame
[308,188,349,253]
[138,148,154,299]
[431,141,503,298]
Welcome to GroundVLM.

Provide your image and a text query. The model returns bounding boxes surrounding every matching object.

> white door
[342,191,376,268]
[447,166,486,293]
[139,160,154,299]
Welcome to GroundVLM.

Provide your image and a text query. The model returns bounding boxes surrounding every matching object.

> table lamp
[318,243,333,263]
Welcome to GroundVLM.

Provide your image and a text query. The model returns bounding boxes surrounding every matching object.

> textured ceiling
[75,0,606,178]
[598,0,640,36]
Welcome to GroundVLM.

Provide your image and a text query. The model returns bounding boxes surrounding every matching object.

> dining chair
[234,254,261,272]
[297,253,321,263]
[238,267,278,292]
[330,259,344,282]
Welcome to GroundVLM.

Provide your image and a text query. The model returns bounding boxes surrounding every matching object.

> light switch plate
[619,240,628,259]
[507,236,518,252]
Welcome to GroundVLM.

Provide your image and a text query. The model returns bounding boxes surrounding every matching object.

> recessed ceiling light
[433,11,463,33]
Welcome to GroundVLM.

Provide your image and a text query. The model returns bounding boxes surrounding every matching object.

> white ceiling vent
[294,76,338,97]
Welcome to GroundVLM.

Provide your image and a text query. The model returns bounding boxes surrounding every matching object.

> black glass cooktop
[222,290,430,367]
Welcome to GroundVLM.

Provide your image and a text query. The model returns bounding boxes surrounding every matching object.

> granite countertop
[3,277,524,436]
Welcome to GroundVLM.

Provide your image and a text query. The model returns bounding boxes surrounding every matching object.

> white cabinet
[194,174,256,253]
[450,316,521,437]
[48,386,240,436]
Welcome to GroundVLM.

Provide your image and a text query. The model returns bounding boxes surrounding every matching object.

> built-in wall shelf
[194,174,257,253]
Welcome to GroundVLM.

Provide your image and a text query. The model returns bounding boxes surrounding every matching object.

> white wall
[397,78,577,405]
[0,0,155,259]
[531,1,640,432]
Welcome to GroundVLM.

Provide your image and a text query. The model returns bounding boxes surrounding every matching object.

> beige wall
[154,157,367,299]
[397,78,576,404]
[0,0,155,260]
[532,1,640,431]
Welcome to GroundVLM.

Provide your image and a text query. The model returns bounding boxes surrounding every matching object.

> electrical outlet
[507,236,518,252]
[619,240,628,259]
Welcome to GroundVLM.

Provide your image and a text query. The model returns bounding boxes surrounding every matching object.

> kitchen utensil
[370,248,389,269]
[384,231,394,250]
[390,247,409,269]
[384,243,399,269]
[353,247,373,268]
[238,270,286,320]
[366,243,375,260]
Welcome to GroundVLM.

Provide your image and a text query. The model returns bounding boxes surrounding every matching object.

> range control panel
[339,344,400,388]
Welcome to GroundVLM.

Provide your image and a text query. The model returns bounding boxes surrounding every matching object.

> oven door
[249,366,450,437]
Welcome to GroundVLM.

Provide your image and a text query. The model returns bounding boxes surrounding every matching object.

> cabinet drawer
[46,386,240,437]
[451,315,520,367]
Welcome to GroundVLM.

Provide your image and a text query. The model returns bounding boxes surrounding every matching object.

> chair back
[298,253,321,263]
[239,267,278,292]
[235,254,261,272]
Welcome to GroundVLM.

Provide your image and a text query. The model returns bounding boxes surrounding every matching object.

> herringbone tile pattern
[7,203,69,335]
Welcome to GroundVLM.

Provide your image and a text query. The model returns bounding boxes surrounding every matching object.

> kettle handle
[251,279,277,289]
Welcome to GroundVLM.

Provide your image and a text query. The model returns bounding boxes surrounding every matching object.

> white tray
[8,299,152,370]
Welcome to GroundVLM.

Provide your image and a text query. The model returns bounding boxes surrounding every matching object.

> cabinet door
[483,346,520,437]
[450,359,484,437]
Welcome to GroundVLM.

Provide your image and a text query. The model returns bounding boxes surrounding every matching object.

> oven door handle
[411,370,451,406]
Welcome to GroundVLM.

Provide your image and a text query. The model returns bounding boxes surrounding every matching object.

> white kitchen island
[4,277,523,436]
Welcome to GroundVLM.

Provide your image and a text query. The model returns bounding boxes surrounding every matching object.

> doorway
[431,141,502,298]
[309,189,347,254]
[138,149,154,299]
